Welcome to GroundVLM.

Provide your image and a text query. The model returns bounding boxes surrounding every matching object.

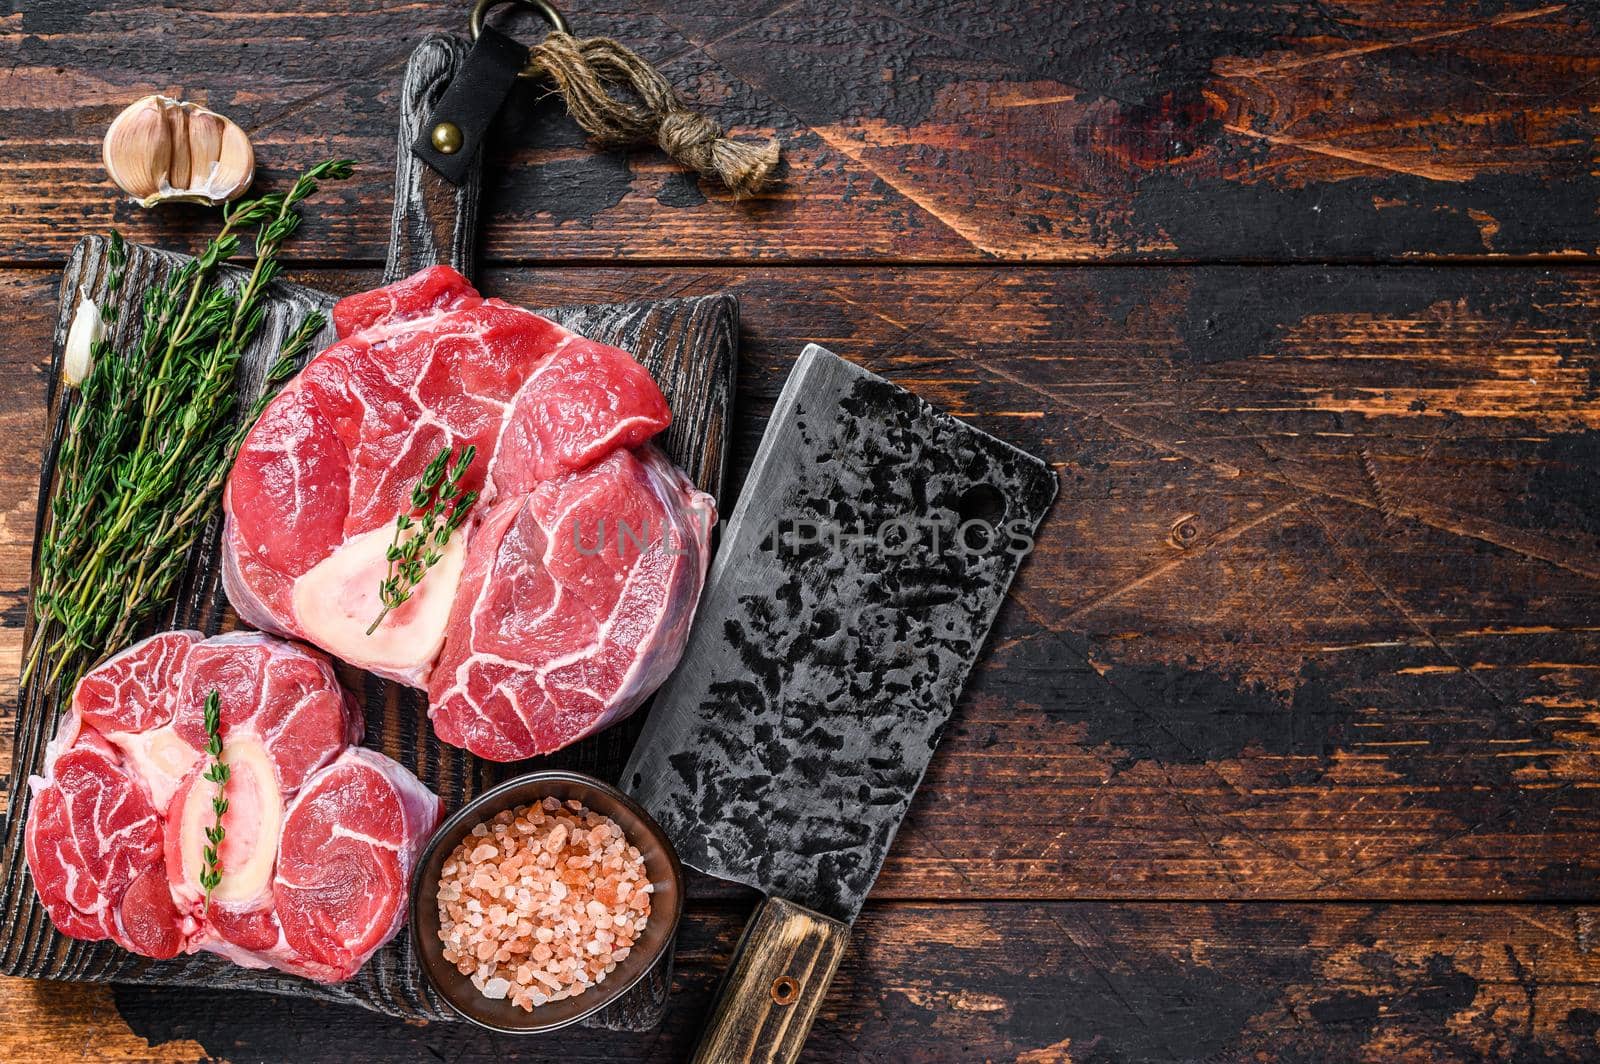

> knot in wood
[1169,513,1200,549]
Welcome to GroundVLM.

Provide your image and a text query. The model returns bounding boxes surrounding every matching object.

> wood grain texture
[0,244,735,1022]
[383,34,482,284]
[1,1,1596,265]
[3,1,1599,1056]
[690,898,849,1064]
[3,262,1597,909]
[3,258,1594,1059]
[6,901,1600,1062]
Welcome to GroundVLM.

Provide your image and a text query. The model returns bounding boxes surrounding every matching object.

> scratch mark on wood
[245,51,413,135]
[1222,123,1478,182]
[811,126,1007,257]
[1060,496,1307,623]
[1504,943,1537,1038]
[1310,506,1517,716]
[1359,446,1399,529]
[1218,5,1570,78]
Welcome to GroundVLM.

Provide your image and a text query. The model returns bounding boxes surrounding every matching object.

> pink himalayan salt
[437,797,653,1012]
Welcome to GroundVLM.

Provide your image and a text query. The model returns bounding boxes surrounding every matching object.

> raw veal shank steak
[26,631,442,982]
[223,266,714,760]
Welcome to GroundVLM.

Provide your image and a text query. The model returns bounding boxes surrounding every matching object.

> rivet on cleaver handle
[690,897,849,1064]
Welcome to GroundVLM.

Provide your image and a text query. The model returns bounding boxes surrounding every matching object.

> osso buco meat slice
[222,266,714,760]
[25,631,441,982]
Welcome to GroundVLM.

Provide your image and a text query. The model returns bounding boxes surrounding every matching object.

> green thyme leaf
[199,689,228,911]
[366,444,478,636]
[22,161,354,698]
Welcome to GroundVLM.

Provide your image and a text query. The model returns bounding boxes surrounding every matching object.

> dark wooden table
[4,2,1600,1061]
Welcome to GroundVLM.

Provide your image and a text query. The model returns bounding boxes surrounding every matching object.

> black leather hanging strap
[412,26,527,184]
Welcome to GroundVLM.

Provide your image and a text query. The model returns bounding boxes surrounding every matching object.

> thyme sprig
[199,690,230,907]
[367,444,478,635]
[23,160,354,697]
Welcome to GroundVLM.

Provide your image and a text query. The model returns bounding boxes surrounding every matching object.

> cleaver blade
[625,344,1057,1063]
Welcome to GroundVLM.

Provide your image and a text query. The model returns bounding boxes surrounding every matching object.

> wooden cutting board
[0,36,735,1025]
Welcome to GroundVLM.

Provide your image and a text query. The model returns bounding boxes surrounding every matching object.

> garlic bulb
[63,286,103,387]
[102,95,255,207]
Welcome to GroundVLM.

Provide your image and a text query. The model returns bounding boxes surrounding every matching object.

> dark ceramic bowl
[409,770,684,1034]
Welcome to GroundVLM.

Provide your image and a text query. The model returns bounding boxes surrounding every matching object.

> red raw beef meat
[25,631,442,982]
[430,447,710,760]
[222,266,714,760]
[330,262,484,338]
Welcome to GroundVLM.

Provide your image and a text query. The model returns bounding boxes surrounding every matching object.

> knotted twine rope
[528,31,781,198]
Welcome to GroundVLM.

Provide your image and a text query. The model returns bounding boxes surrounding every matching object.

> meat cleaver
[624,344,1058,1063]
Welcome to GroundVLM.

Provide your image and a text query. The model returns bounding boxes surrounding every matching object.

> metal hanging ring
[470,0,570,78]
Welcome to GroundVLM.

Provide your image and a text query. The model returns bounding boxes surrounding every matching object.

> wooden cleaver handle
[692,897,851,1064]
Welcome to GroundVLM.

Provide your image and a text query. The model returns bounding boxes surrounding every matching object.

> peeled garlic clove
[103,95,254,207]
[63,286,103,387]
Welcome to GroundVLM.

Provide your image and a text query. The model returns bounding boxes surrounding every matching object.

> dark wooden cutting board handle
[691,897,850,1064]
[386,33,482,284]
[386,32,683,1031]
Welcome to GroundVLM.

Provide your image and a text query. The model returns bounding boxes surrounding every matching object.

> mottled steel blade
[624,345,1057,924]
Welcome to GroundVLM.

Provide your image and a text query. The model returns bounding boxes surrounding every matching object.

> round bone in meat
[24,630,443,982]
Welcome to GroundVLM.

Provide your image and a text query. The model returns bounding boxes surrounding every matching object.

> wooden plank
[1,1,1596,264]
[8,263,1598,903]
[0,246,736,1019]
[3,901,1598,1062]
